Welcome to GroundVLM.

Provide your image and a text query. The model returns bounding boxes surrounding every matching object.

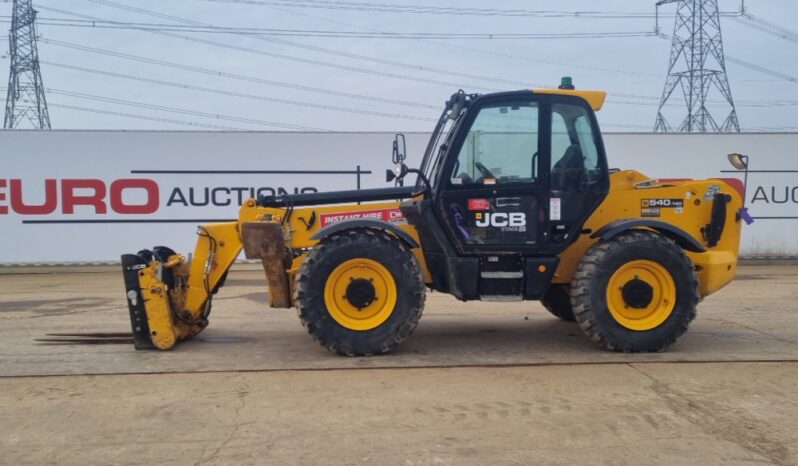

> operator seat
[552,144,584,189]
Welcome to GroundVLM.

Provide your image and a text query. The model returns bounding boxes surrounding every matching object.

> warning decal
[468,198,491,211]
[319,208,404,226]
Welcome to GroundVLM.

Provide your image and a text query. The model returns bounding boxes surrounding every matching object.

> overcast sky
[2,0,797,132]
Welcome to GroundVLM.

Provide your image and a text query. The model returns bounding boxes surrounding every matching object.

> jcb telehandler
[120,79,745,355]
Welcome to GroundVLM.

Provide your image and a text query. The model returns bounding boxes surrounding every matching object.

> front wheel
[294,229,425,356]
[571,230,699,352]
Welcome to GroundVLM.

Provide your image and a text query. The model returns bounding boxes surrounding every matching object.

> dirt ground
[1,264,797,465]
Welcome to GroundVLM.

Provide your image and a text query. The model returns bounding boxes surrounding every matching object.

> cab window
[450,102,539,186]
[550,103,601,190]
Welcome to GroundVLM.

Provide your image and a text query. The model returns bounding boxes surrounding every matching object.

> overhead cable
[195,0,737,19]
[38,4,501,92]
[734,12,798,44]
[0,17,659,39]
[47,102,248,130]
[39,38,438,110]
[48,88,327,131]
[43,60,436,121]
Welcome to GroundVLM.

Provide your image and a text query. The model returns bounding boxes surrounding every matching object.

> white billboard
[1,130,796,263]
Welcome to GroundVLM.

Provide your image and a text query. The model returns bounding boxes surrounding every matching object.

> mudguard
[591,218,706,253]
[310,219,420,249]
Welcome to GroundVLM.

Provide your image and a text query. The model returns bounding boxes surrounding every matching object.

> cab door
[436,95,547,254]
[547,98,610,250]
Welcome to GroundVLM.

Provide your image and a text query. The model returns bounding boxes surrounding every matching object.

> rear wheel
[541,285,576,322]
[294,229,425,356]
[571,230,699,352]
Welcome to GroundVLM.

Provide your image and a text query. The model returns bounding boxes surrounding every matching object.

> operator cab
[399,78,610,301]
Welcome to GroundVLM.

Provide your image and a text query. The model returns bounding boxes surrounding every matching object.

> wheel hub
[621,278,654,309]
[345,278,377,309]
[324,258,398,331]
[605,259,677,331]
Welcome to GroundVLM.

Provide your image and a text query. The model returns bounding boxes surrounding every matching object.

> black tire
[541,285,576,322]
[571,230,699,352]
[294,228,425,356]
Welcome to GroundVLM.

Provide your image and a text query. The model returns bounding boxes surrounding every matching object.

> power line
[47,88,327,131]
[58,37,797,112]
[38,0,796,132]
[41,1,790,94]
[747,125,798,131]
[75,0,549,88]
[87,0,680,90]
[195,0,728,19]
[78,0,660,94]
[261,2,666,83]
[601,122,658,130]
[42,60,436,121]
[725,56,798,84]
[44,95,798,132]
[49,103,248,130]
[609,97,798,108]
[0,17,659,39]
[265,1,797,95]
[733,17,798,44]
[47,4,783,109]
[656,34,798,86]
[38,4,502,92]
[39,38,438,110]
[47,38,735,114]
[73,0,687,98]
[734,12,798,44]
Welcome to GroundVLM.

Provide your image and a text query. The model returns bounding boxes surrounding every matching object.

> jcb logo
[475,212,526,227]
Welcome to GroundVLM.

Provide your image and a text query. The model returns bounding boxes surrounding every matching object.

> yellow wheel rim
[324,258,398,331]
[606,260,676,331]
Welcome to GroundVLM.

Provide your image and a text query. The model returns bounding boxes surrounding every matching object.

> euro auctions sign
[0,176,319,218]
[0,178,161,215]
[2,130,798,263]
[1,131,426,263]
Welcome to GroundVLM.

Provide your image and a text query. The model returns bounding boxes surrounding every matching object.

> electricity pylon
[654,0,739,132]
[4,0,51,129]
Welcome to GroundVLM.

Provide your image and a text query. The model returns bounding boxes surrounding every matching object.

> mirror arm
[404,168,432,197]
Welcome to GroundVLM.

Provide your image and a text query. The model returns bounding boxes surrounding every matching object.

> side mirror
[727,153,748,171]
[392,133,406,164]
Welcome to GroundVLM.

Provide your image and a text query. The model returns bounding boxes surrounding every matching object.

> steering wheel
[474,162,496,180]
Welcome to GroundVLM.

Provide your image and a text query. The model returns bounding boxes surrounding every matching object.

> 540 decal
[642,198,684,208]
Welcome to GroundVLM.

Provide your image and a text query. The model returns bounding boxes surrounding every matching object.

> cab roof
[531,88,607,111]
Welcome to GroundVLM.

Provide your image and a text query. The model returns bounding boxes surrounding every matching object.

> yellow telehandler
[118,79,746,354]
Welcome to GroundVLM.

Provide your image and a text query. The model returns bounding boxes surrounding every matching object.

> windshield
[417,102,467,190]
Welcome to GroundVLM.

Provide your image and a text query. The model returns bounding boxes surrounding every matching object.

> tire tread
[294,228,425,356]
[571,229,699,352]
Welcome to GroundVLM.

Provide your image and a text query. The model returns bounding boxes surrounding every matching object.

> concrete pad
[1,266,797,465]
[1,265,797,377]
[1,362,796,465]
